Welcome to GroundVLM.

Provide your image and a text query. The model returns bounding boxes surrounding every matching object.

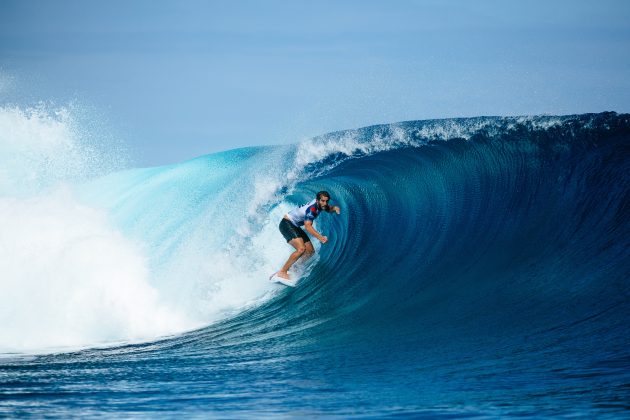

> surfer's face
[317,196,330,210]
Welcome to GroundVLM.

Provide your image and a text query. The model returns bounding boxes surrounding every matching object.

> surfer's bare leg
[291,241,316,270]
[277,238,306,279]
[302,241,315,260]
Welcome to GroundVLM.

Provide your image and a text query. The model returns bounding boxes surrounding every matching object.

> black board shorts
[279,218,311,243]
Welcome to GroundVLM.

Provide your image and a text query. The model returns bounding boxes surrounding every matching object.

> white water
[0,105,197,353]
[0,189,192,352]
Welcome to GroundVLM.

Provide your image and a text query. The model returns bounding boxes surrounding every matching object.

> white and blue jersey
[286,199,320,227]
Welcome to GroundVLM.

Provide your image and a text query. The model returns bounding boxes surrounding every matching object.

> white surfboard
[269,272,297,287]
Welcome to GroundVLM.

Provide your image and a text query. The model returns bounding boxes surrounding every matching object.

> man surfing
[272,191,341,284]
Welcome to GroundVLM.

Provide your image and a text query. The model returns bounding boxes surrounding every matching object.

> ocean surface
[0,110,629,418]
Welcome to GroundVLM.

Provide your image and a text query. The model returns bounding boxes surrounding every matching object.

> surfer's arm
[304,220,327,243]
[326,205,341,214]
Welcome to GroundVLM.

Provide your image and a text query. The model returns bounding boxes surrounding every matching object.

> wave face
[1,111,629,417]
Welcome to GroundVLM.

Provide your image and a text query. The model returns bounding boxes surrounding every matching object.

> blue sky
[2,0,629,165]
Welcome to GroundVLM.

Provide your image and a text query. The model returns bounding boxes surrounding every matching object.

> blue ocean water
[1,112,629,418]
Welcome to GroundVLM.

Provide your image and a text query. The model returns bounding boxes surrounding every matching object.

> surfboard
[269,272,297,287]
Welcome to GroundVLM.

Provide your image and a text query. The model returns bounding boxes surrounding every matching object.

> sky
[1,0,630,165]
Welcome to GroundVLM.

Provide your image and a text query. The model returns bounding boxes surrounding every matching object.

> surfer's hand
[334,206,340,214]
[320,235,328,244]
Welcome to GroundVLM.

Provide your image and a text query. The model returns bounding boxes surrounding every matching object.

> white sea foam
[291,115,568,178]
[0,190,193,353]
[0,105,196,354]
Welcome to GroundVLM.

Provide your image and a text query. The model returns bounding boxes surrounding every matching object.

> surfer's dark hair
[316,191,330,200]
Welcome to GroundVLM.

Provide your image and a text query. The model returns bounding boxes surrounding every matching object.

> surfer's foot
[276,271,290,280]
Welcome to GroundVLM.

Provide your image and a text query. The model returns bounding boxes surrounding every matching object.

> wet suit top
[286,199,320,227]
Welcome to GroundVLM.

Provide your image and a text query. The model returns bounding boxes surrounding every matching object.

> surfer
[274,191,341,281]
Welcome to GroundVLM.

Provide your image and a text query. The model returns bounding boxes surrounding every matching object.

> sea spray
[0,105,194,353]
